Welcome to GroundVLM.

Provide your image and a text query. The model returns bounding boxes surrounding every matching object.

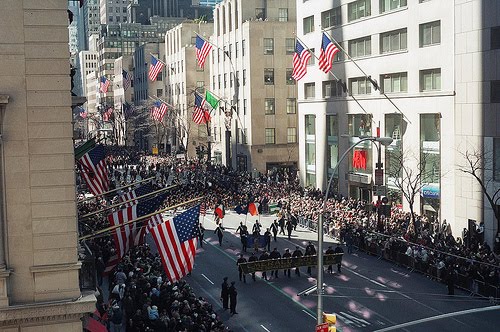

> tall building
[100,0,131,24]
[199,0,223,8]
[82,0,100,49]
[211,0,298,171]
[0,0,94,329]
[296,0,500,245]
[129,0,179,24]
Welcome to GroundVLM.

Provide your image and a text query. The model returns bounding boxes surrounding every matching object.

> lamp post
[316,136,393,325]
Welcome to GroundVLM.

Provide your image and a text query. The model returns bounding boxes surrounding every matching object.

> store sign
[421,184,440,198]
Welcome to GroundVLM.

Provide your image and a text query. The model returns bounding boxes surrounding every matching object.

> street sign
[316,323,328,332]
[374,169,384,185]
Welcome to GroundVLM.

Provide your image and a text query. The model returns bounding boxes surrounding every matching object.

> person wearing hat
[237,254,247,283]
[292,246,303,276]
[220,277,229,310]
[228,281,238,315]
[282,248,292,278]
[248,251,258,281]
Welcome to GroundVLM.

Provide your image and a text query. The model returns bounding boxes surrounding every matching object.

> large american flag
[318,32,340,73]
[122,69,132,91]
[79,145,109,196]
[150,205,201,283]
[99,76,110,93]
[195,35,212,69]
[192,93,210,125]
[119,183,154,207]
[149,55,164,81]
[151,101,168,122]
[102,107,113,122]
[292,39,312,81]
[108,194,166,259]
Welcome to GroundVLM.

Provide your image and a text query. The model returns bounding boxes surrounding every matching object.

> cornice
[0,95,9,105]
[30,262,82,274]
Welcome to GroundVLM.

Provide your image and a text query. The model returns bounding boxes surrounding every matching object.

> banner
[239,254,343,274]
[269,203,280,214]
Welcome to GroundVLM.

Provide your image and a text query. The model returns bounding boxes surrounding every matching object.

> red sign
[316,323,329,332]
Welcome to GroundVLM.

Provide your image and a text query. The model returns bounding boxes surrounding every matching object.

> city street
[165,211,500,332]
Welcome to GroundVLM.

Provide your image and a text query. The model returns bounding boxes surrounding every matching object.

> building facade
[82,0,101,49]
[100,0,130,24]
[296,0,500,244]
[211,0,299,172]
[0,0,95,329]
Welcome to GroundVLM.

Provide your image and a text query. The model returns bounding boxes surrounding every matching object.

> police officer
[259,250,270,280]
[325,245,335,274]
[237,223,249,252]
[292,246,303,276]
[237,254,247,283]
[305,241,316,275]
[248,251,258,281]
[214,224,225,246]
[269,247,281,279]
[229,281,238,315]
[264,228,272,252]
[334,243,344,273]
[270,220,279,242]
[286,218,294,240]
[252,220,262,236]
[220,277,229,310]
[282,248,292,278]
[198,223,205,248]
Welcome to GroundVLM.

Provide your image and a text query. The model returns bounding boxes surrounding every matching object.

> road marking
[302,309,316,320]
[201,273,214,285]
[260,325,271,332]
[345,267,387,288]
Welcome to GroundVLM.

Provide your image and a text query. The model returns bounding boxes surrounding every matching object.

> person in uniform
[229,281,238,315]
[270,220,279,242]
[264,228,272,252]
[220,277,229,310]
[198,223,205,248]
[269,247,281,279]
[237,254,247,283]
[334,243,344,273]
[305,241,317,275]
[252,220,262,236]
[286,218,294,240]
[259,250,270,280]
[236,223,249,252]
[214,224,224,246]
[282,248,292,278]
[292,246,303,276]
[248,251,258,281]
[325,245,335,274]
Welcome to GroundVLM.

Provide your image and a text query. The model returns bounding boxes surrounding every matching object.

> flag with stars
[78,145,109,196]
[108,193,166,259]
[150,205,201,283]
[122,69,132,91]
[118,183,154,207]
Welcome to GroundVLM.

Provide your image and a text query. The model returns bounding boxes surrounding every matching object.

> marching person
[248,251,258,281]
[282,248,292,278]
[198,222,205,248]
[236,222,249,252]
[292,246,303,277]
[252,220,262,236]
[269,247,281,279]
[325,245,335,274]
[334,243,344,273]
[220,277,229,310]
[237,254,247,283]
[270,220,279,242]
[259,250,270,280]
[278,215,286,235]
[229,281,238,315]
[264,228,272,252]
[305,241,317,275]
[214,224,225,246]
[286,218,294,240]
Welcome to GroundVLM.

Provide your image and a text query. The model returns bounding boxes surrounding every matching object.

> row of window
[212,68,297,90]
[211,40,246,63]
[263,128,297,145]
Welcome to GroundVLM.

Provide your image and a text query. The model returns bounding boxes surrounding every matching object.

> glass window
[348,0,371,22]
[265,98,275,114]
[304,82,315,99]
[256,8,265,20]
[286,38,295,54]
[224,73,227,88]
[242,40,245,56]
[307,48,315,65]
[286,69,295,85]
[492,81,500,103]
[349,36,371,58]
[265,128,275,144]
[334,42,344,62]
[243,69,247,86]
[278,8,288,22]
[286,98,297,114]
[287,127,297,143]
[303,15,315,34]
[243,99,247,115]
[348,114,372,137]
[381,72,408,93]
[380,0,407,13]
[326,115,339,175]
[157,89,163,97]
[235,42,238,58]
[305,114,316,136]
[322,80,344,98]
[380,28,407,53]
[491,26,500,50]
[420,21,441,47]
[349,77,372,95]
[420,68,441,91]
[264,68,274,85]
[321,7,341,28]
[264,38,274,55]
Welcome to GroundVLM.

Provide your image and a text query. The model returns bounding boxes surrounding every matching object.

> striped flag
[150,100,168,122]
[248,202,260,216]
[102,107,113,122]
[195,35,212,69]
[192,93,210,125]
[118,183,154,207]
[108,194,166,260]
[292,39,312,81]
[318,32,340,73]
[122,69,132,91]
[79,107,88,119]
[214,204,225,219]
[99,76,110,93]
[150,205,201,283]
[79,145,109,196]
[200,202,206,216]
[146,212,163,234]
[148,55,164,81]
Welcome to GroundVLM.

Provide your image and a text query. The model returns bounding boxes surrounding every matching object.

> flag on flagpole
[102,107,113,122]
[146,212,163,234]
[79,145,109,196]
[234,204,248,215]
[195,35,212,69]
[99,76,110,93]
[200,202,206,216]
[150,100,168,122]
[205,90,219,109]
[214,204,225,219]
[248,202,260,216]
[118,183,154,207]
[79,107,88,119]
[318,32,340,73]
[192,93,210,124]
[122,69,132,91]
[149,205,201,283]
[292,39,312,81]
[148,55,164,81]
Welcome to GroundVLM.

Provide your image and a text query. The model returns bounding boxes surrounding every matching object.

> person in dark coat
[286,219,294,239]
[248,251,258,281]
[237,254,247,283]
[259,251,270,280]
[269,247,281,278]
[214,225,224,246]
[220,277,229,309]
[446,266,456,295]
[270,220,279,242]
[229,281,238,315]
[334,244,344,273]
[198,223,205,247]
[264,228,272,251]
[292,246,303,276]
[305,241,317,275]
[282,248,292,278]
[325,246,335,274]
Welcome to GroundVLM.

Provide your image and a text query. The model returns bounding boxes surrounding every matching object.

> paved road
[149,210,499,332]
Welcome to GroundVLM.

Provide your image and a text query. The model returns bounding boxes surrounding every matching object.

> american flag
[118,183,154,207]
[122,69,132,91]
[79,107,88,119]
[200,202,206,216]
[146,212,164,234]
[192,93,210,125]
[195,35,212,69]
[151,101,168,122]
[149,55,164,81]
[318,32,340,73]
[100,76,110,93]
[108,194,166,259]
[292,39,312,81]
[102,107,113,122]
[150,205,201,283]
[79,145,109,196]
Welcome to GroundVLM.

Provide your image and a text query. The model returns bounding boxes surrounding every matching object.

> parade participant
[269,247,281,279]
[292,246,303,276]
[198,222,205,247]
[220,277,229,310]
[259,250,270,280]
[286,218,294,240]
[264,228,272,252]
[334,243,344,273]
[248,251,258,281]
[214,224,225,246]
[252,220,262,236]
[278,215,286,235]
[270,220,279,242]
[305,241,317,275]
[282,248,292,278]
[229,281,238,315]
[325,245,335,274]
[237,254,247,283]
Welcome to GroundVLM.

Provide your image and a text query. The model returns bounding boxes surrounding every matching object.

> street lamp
[316,135,393,325]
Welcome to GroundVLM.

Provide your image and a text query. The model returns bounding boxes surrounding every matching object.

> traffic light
[323,313,336,332]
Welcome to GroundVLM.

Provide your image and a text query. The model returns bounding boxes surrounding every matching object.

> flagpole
[78,184,178,220]
[78,176,155,203]
[78,196,204,241]
[149,52,167,65]
[321,30,411,124]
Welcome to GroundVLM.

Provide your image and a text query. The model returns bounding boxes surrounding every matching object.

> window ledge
[0,95,9,105]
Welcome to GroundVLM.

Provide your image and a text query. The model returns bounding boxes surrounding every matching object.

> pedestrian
[334,243,344,273]
[305,241,317,275]
[110,304,123,332]
[198,222,205,247]
[269,247,281,278]
[292,246,303,276]
[264,228,272,252]
[282,248,292,278]
[220,277,229,309]
[229,281,238,315]
[270,220,279,242]
[286,218,294,239]
[214,224,224,246]
[259,250,270,280]
[345,231,354,254]
[248,251,258,281]
[325,245,335,274]
[237,254,247,283]
[240,227,248,252]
